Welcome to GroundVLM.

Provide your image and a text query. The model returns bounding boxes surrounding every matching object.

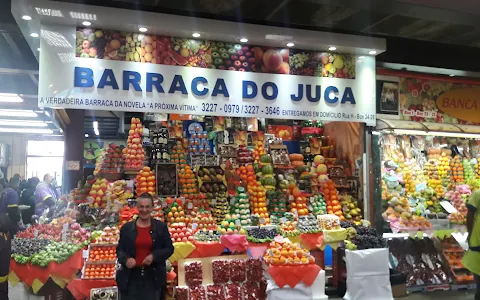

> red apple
[263,49,283,71]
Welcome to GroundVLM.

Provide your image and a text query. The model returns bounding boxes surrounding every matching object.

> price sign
[310,197,314,202]
[162,201,168,208]
[34,229,38,238]
[230,198,236,205]
[82,250,89,259]
[191,223,198,230]
[63,224,69,231]
[212,199,217,205]
[181,197,186,205]
[259,218,266,224]
[288,195,294,201]
[187,202,193,209]
[281,217,287,224]
[235,219,241,226]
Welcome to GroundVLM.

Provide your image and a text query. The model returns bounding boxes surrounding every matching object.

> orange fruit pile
[263,240,315,265]
[179,165,197,195]
[248,180,270,223]
[323,180,344,220]
[135,166,155,196]
[83,264,116,279]
[88,246,116,262]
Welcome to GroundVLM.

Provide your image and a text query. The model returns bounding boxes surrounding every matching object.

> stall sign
[38,25,376,125]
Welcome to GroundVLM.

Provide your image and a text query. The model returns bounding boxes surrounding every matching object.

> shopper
[116,193,174,300]
[20,177,40,224]
[0,177,21,222]
[34,174,58,217]
[463,189,480,300]
[0,213,17,300]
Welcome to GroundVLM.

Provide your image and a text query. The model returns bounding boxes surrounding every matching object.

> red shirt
[135,225,152,266]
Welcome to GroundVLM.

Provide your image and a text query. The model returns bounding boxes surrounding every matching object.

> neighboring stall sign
[399,77,480,125]
[38,25,376,125]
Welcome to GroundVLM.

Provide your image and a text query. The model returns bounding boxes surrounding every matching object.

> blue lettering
[242,81,257,99]
[98,69,119,90]
[123,71,142,91]
[146,73,164,93]
[341,87,356,104]
[192,77,209,96]
[291,84,303,101]
[324,86,339,104]
[168,75,187,94]
[74,67,94,87]
[262,82,278,100]
[212,79,229,97]
[306,85,321,102]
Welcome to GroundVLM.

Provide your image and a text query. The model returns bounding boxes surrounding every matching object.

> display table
[220,235,248,253]
[266,269,328,300]
[267,264,321,288]
[188,241,226,258]
[247,242,269,259]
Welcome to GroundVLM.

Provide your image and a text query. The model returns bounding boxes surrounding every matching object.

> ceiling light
[391,129,428,136]
[22,15,32,20]
[0,128,53,134]
[449,74,455,77]
[369,50,377,55]
[358,56,365,59]
[0,120,47,127]
[45,111,50,117]
[286,42,294,47]
[30,33,39,38]
[0,110,37,118]
[328,46,336,51]
[37,48,40,52]
[0,93,23,103]
[93,121,98,129]
[428,131,480,139]
[240,38,248,43]
[94,128,100,136]
[85,133,89,138]
[192,33,201,38]
[82,21,91,26]
[139,27,147,32]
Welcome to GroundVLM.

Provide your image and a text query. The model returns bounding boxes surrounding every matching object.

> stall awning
[375,118,480,138]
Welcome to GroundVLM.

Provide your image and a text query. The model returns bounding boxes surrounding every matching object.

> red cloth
[247,242,269,259]
[220,235,248,253]
[135,225,152,266]
[189,241,226,258]
[67,279,117,300]
[300,232,324,250]
[267,264,321,288]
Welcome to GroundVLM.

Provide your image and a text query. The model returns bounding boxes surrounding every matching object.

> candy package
[173,286,189,300]
[224,283,242,300]
[229,259,246,283]
[246,258,263,281]
[190,285,207,300]
[185,261,203,286]
[206,284,225,300]
[243,282,260,300]
[212,260,230,284]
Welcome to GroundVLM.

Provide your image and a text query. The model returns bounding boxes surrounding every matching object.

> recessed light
[139,27,148,32]
[30,33,39,38]
[328,46,336,51]
[286,42,294,47]
[82,21,91,26]
[192,33,201,38]
[369,50,377,55]
[449,74,455,77]
[240,38,248,43]
[22,15,32,21]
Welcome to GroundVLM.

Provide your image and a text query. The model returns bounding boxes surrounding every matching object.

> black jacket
[0,213,16,277]
[116,219,174,292]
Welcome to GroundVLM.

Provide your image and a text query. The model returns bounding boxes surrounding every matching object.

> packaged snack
[185,261,203,286]
[206,284,225,300]
[174,286,189,300]
[246,259,263,282]
[243,282,260,300]
[224,283,242,300]
[190,285,207,300]
[212,260,230,284]
[229,259,247,282]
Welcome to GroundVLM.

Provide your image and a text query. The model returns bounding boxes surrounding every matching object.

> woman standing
[116,193,174,300]
[463,189,480,300]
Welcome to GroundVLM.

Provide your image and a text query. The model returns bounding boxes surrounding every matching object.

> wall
[0,134,27,178]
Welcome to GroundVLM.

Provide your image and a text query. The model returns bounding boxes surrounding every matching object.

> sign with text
[38,25,376,125]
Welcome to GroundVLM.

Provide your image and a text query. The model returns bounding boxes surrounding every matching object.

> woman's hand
[143,254,153,266]
[126,258,136,269]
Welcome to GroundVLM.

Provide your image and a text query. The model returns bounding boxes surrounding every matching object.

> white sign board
[38,24,376,125]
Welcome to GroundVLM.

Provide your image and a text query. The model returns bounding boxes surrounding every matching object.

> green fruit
[88,33,95,42]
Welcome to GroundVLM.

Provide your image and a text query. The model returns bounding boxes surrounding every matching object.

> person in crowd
[0,177,21,224]
[116,193,174,300]
[34,174,58,216]
[0,213,17,300]
[463,189,480,300]
[20,177,40,225]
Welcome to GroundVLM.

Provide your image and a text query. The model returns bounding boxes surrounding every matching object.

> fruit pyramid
[253,141,266,163]
[451,155,465,184]
[249,180,270,223]
[323,180,344,220]
[339,194,362,225]
[309,194,327,216]
[179,165,197,196]
[263,239,315,265]
[171,140,187,166]
[217,214,245,235]
[290,192,309,217]
[165,199,191,226]
[98,143,124,174]
[124,118,144,170]
[438,153,451,180]
[268,189,288,218]
[463,158,474,182]
[212,196,229,224]
[230,186,251,226]
[189,209,217,232]
[88,177,108,208]
[135,166,155,196]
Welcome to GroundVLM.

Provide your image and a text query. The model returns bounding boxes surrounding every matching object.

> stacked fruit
[171,141,188,166]
[253,142,266,163]
[340,194,362,225]
[249,181,269,223]
[165,200,191,225]
[189,210,217,232]
[230,187,251,226]
[309,194,327,216]
[92,226,120,244]
[169,223,194,243]
[463,159,475,182]
[290,194,309,216]
[108,180,133,206]
[260,161,276,190]
[438,153,451,181]
[217,214,244,235]
[451,155,465,183]
[237,145,254,165]
[268,190,288,217]
[445,188,469,216]
[135,166,155,196]
[212,196,229,224]
[402,166,415,195]
[89,178,108,208]
[83,264,116,279]
[194,229,221,242]
[263,239,315,265]
[88,245,116,262]
[280,221,299,237]
[297,215,321,233]
[237,165,256,183]
[125,33,156,63]
[98,143,124,174]
[124,118,144,170]
[179,165,197,196]
[323,180,344,219]
[382,195,411,223]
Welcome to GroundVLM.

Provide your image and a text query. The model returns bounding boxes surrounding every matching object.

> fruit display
[108,180,133,206]
[263,238,315,265]
[445,186,470,216]
[260,162,276,190]
[297,215,321,233]
[246,226,278,243]
[290,194,309,217]
[135,166,155,196]
[166,201,191,225]
[16,224,62,240]
[463,158,475,182]
[169,223,194,243]
[289,153,305,168]
[198,167,227,201]
[212,196,229,224]
[189,210,217,231]
[30,242,85,267]
[193,229,221,242]
[92,226,120,244]
[280,221,300,238]
[253,142,266,164]
[230,186,251,225]
[124,118,145,170]
[179,165,197,196]
[323,180,343,219]
[88,177,108,208]
[237,145,254,165]
[342,223,386,250]
[88,245,116,262]
[268,189,288,217]
[309,194,326,216]
[249,181,269,222]
[96,143,124,175]
[318,214,341,231]
[171,140,188,165]
[217,214,245,235]
[11,239,51,263]
[339,194,362,225]
[448,212,466,224]
[452,155,465,184]
[83,263,116,279]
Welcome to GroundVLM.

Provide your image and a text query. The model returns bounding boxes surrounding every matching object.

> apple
[263,49,282,71]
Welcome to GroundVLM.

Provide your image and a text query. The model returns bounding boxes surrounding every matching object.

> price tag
[162,201,168,208]
[310,197,314,202]
[307,205,313,211]
[63,223,69,231]
[281,217,287,224]
[266,198,270,205]
[259,218,266,224]
[82,250,89,259]
[212,199,217,205]
[288,195,294,201]
[235,219,241,226]
[62,231,67,242]
[187,202,193,209]
[34,229,38,237]
[191,223,198,230]
[230,198,236,205]
[181,197,186,205]
[293,210,298,218]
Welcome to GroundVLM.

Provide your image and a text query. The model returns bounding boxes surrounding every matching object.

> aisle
[331,290,475,300]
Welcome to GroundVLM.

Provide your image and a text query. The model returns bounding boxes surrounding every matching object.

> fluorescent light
[0,110,37,118]
[82,21,91,26]
[0,93,23,103]
[0,128,53,134]
[328,46,336,51]
[0,120,47,127]
[192,33,201,38]
[429,131,480,139]
[286,42,294,47]
[369,50,377,55]
[449,74,455,77]
[22,15,32,20]
[85,133,89,138]
[392,129,428,136]
[37,48,40,51]
[30,33,39,38]
[93,121,98,129]
[94,128,99,136]
[240,38,248,43]
[139,27,147,32]
[45,111,50,117]
[358,56,365,59]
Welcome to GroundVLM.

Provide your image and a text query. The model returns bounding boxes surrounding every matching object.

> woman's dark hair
[138,192,154,205]
[28,177,40,189]
[8,176,20,189]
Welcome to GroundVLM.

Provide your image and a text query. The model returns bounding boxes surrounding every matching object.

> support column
[63,109,85,193]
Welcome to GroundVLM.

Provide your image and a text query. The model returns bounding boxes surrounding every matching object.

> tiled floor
[330,290,476,300]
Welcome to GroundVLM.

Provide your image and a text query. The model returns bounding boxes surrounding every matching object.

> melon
[316,164,328,174]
